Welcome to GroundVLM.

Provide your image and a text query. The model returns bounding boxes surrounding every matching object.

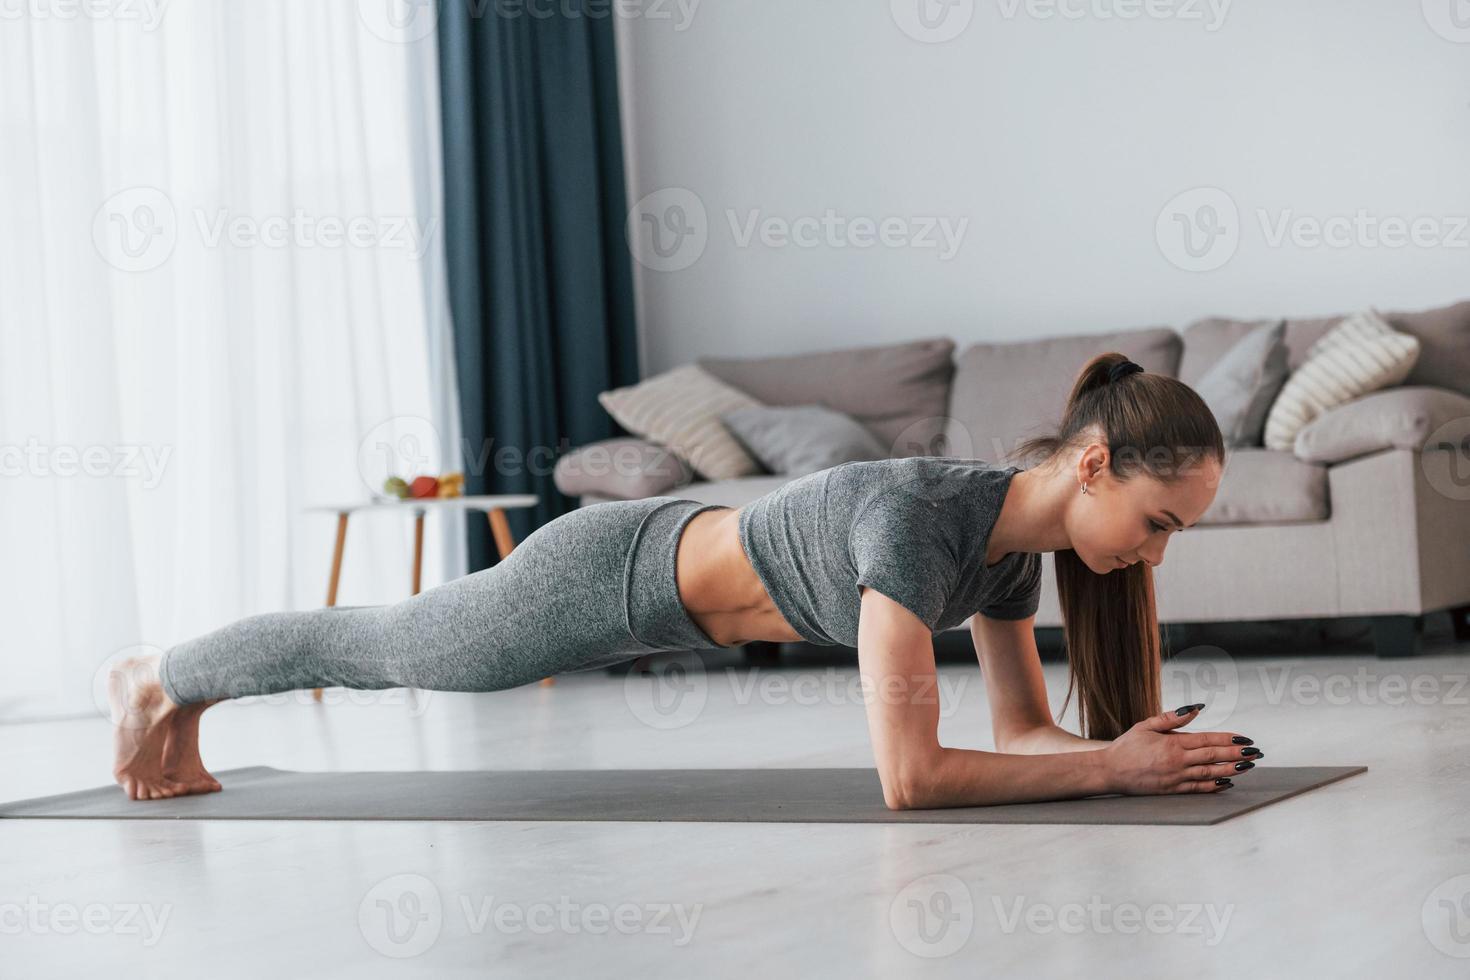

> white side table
[305,494,543,696]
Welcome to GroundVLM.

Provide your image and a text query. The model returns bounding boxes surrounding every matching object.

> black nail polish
[1231,735,1253,745]
[1234,761,1255,772]
[1215,777,1232,786]
[1174,704,1195,716]
[1241,747,1261,757]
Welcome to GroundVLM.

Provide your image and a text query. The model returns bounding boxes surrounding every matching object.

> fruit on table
[436,472,465,498]
[409,475,440,499]
[383,476,410,499]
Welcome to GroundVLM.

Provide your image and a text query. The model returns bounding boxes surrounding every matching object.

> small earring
[1080,482,1089,495]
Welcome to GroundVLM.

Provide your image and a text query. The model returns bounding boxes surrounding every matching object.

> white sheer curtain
[0,2,463,721]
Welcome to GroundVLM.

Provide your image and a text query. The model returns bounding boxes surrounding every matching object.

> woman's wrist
[1003,723,1113,756]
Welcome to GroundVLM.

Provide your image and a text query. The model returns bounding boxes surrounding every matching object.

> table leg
[316,512,350,702]
[412,511,425,595]
[487,509,554,687]
[487,508,516,560]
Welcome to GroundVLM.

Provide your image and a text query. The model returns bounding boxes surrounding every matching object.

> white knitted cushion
[598,364,765,480]
[1262,309,1421,451]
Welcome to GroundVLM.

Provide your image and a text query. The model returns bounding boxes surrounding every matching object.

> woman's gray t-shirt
[735,457,1042,647]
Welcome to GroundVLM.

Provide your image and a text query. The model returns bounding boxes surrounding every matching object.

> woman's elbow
[878,750,943,810]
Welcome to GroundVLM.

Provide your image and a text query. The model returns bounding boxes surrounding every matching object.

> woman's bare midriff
[674,507,805,647]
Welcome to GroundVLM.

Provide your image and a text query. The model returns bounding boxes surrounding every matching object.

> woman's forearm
[1003,723,1113,755]
[903,744,1115,808]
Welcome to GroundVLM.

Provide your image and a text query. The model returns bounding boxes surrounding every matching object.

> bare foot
[107,654,221,801]
[161,703,222,794]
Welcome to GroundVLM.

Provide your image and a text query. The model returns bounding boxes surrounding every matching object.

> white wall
[616,0,1470,374]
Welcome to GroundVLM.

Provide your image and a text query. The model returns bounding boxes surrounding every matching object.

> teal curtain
[437,0,640,571]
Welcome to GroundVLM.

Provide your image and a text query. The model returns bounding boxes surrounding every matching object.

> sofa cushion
[1196,448,1328,525]
[697,337,955,457]
[944,326,1182,463]
[1192,319,1288,447]
[597,364,764,481]
[1292,386,1470,465]
[553,437,693,500]
[1261,310,1421,451]
[719,405,887,475]
[1179,297,1470,398]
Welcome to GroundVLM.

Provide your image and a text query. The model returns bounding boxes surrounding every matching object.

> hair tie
[1108,360,1144,384]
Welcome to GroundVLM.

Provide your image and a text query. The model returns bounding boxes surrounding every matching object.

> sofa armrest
[1293,386,1470,465]
[552,437,693,500]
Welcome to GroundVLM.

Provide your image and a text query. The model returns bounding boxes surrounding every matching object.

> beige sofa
[555,302,1470,658]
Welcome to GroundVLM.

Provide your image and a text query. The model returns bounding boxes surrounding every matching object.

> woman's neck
[986,466,1074,564]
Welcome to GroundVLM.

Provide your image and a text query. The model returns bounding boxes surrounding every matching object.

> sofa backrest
[1178,299,1470,398]
[942,326,1182,464]
[697,337,955,457]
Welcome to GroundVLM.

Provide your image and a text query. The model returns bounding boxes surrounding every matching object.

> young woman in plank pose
[108,352,1260,807]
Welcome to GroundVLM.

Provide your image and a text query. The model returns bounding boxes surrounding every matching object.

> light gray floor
[3,618,1468,977]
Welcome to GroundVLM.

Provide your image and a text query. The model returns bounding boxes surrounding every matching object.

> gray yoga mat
[0,765,1365,825]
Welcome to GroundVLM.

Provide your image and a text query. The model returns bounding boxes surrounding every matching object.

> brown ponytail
[1009,352,1224,741]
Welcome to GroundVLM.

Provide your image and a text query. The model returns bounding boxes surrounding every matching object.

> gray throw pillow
[1193,319,1289,447]
[719,405,887,475]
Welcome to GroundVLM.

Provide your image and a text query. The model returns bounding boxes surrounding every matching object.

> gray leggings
[158,497,740,705]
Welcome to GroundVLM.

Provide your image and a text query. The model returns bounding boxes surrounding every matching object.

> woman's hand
[1100,703,1263,795]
